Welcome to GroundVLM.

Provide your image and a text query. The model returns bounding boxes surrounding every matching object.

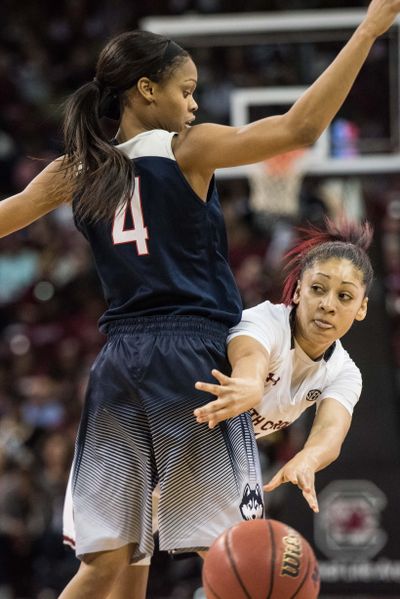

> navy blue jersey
[73,130,242,331]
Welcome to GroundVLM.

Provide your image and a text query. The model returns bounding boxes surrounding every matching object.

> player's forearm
[301,423,345,472]
[286,25,377,144]
[230,352,268,389]
[228,338,270,389]
[0,193,55,237]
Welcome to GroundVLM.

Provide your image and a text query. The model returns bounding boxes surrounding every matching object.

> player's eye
[311,284,324,293]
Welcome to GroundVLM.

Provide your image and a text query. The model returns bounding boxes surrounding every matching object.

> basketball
[202,519,320,599]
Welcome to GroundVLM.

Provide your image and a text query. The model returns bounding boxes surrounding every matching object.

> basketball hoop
[248,148,311,219]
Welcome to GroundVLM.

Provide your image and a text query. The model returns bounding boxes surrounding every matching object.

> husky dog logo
[239,483,264,520]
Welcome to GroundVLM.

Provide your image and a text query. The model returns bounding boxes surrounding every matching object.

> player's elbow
[295,121,321,147]
[330,445,342,464]
[284,110,322,148]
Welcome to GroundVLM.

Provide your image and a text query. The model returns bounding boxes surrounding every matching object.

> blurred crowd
[1,1,400,597]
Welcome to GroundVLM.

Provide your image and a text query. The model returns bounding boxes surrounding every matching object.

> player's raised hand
[362,0,400,38]
[264,451,320,513]
[194,369,263,429]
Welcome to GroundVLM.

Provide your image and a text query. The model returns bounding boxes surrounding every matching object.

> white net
[248,148,311,218]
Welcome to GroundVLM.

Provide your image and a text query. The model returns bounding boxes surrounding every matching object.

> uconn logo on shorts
[239,484,264,520]
[306,389,322,402]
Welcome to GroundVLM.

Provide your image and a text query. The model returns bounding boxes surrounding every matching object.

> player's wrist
[356,20,385,43]
[298,447,322,469]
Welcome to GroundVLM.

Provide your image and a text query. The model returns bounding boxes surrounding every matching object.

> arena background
[0,1,399,597]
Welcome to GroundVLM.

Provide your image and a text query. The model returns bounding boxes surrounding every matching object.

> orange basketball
[202,519,320,599]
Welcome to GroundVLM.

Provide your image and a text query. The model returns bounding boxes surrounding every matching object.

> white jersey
[227,301,362,439]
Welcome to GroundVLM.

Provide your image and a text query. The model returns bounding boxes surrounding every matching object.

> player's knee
[80,545,132,582]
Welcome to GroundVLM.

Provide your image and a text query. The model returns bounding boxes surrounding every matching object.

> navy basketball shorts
[63,316,264,563]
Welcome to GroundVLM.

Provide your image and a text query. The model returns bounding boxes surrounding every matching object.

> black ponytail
[62,80,133,223]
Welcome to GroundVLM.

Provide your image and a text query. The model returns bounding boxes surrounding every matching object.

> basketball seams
[265,520,275,599]
[203,570,225,599]
[289,540,311,599]
[225,527,253,599]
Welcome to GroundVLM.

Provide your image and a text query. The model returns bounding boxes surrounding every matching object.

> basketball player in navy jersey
[0,2,399,597]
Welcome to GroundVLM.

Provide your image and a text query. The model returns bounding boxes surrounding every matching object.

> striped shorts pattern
[63,316,263,563]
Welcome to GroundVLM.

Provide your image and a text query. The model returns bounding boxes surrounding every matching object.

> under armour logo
[266,372,281,386]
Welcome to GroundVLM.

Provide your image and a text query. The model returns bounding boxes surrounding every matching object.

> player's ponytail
[61,30,189,223]
[281,218,374,305]
[62,80,133,223]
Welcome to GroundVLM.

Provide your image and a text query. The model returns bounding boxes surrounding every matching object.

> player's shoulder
[233,300,291,343]
[116,129,177,160]
[173,122,233,154]
[243,300,290,326]
[228,301,291,354]
[328,339,361,378]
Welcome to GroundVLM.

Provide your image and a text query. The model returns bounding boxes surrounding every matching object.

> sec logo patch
[306,389,322,402]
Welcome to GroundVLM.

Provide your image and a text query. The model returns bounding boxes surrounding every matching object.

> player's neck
[117,110,152,143]
[294,333,331,362]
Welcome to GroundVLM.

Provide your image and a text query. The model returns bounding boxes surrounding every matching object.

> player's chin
[183,120,195,130]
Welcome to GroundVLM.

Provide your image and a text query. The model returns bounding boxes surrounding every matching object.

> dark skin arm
[0,159,69,238]
[174,0,400,198]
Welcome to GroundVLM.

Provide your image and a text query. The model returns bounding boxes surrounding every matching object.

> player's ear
[355,296,368,321]
[136,77,156,102]
[292,280,301,305]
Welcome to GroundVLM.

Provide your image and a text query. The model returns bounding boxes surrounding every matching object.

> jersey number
[112,177,149,255]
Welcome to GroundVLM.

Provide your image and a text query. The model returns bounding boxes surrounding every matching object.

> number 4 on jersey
[112,177,149,255]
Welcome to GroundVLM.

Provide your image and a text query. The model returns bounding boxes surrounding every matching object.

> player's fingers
[296,471,318,512]
[194,400,222,417]
[197,400,241,424]
[207,407,237,428]
[304,494,319,513]
[290,470,318,512]
[194,381,223,397]
[194,399,236,423]
[296,471,313,494]
[211,369,231,385]
[263,470,284,491]
[301,487,319,513]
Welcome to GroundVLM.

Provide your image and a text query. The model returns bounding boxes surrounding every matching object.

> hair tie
[160,40,185,67]
[99,89,120,120]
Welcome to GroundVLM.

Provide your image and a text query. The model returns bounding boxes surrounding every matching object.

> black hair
[61,31,189,222]
[282,218,374,304]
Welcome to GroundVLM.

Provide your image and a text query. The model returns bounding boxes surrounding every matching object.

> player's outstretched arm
[194,336,269,428]
[176,0,400,171]
[264,399,352,512]
[0,159,69,238]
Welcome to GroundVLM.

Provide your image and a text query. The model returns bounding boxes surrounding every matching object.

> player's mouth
[313,319,334,330]
[185,118,196,128]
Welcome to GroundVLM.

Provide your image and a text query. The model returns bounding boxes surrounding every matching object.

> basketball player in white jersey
[195,219,373,514]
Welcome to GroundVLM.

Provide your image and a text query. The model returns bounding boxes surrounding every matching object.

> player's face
[151,57,198,132]
[292,258,368,360]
